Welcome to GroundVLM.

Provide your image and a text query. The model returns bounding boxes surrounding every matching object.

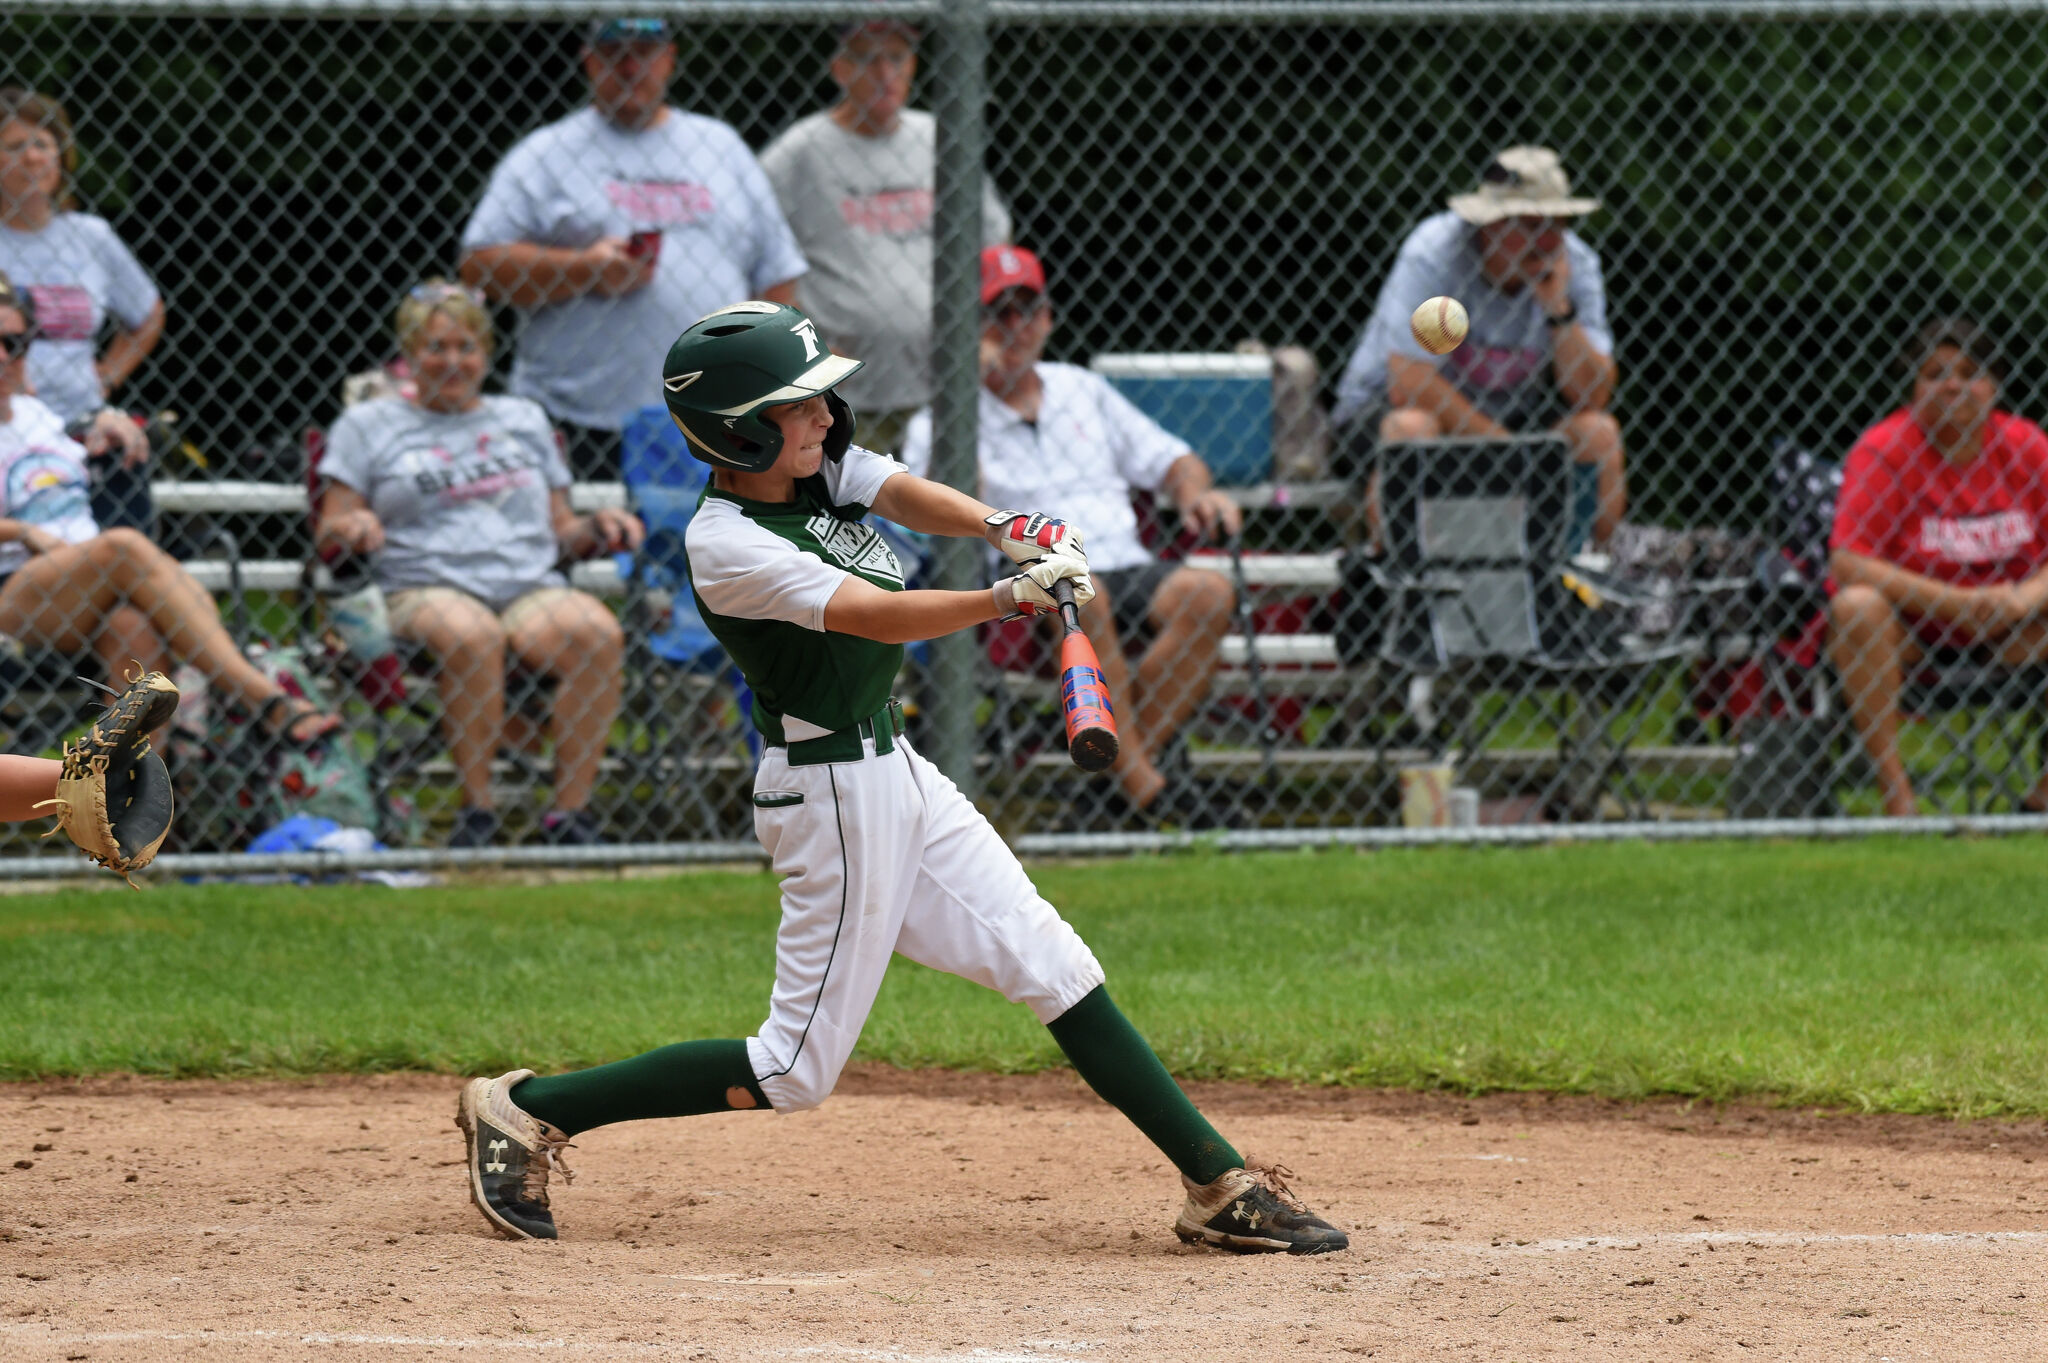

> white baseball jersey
[899,363,1192,574]
[686,448,1104,1111]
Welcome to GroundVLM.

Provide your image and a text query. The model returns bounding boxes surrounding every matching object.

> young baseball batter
[456,301,1346,1255]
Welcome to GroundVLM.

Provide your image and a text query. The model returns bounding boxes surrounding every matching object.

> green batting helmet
[661,302,864,473]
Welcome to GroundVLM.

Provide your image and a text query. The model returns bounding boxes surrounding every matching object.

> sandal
[259,693,342,746]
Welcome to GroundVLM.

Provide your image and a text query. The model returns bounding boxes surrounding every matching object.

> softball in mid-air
[1410,296,1469,355]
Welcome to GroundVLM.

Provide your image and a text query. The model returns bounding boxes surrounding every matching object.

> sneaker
[454,1069,573,1240]
[448,806,500,849]
[1173,1159,1349,1255]
[539,807,606,846]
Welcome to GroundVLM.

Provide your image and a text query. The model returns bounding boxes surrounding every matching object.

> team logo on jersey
[791,318,822,361]
[806,512,903,586]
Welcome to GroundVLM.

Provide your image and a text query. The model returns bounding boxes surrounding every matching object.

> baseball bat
[1052,579,1120,772]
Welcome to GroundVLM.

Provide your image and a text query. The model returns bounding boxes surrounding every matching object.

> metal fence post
[926,0,990,796]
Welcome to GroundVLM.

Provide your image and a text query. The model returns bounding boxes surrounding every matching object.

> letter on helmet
[660,303,864,474]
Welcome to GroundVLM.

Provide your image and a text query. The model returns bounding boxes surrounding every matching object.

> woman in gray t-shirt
[0,90,165,426]
[316,283,643,849]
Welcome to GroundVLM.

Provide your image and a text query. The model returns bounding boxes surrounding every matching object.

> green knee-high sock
[1046,985,1241,1186]
[510,1040,769,1138]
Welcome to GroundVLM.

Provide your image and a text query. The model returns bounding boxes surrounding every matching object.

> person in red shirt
[1829,318,2048,816]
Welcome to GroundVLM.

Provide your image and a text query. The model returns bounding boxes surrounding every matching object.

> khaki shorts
[386,585,584,636]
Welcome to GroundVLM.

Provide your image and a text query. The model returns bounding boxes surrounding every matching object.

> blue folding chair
[619,406,759,835]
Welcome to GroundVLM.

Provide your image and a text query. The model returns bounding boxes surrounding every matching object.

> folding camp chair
[1360,434,1698,820]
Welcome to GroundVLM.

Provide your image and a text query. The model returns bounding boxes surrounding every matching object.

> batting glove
[1004,550,1096,617]
[984,509,1087,568]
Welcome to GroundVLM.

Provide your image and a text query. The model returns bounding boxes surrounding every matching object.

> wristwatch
[1546,301,1579,329]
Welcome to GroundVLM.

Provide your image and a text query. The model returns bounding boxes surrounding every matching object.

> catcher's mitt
[39,668,180,887]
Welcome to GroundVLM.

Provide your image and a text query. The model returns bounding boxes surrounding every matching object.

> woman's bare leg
[0,531,283,714]
[0,754,61,820]
[509,591,623,812]
[92,605,170,684]
[92,606,175,746]
[394,592,507,810]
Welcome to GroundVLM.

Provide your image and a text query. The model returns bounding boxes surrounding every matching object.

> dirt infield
[3,1070,2044,1361]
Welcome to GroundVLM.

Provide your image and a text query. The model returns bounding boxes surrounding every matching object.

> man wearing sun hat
[1332,145,1625,549]
[459,17,808,476]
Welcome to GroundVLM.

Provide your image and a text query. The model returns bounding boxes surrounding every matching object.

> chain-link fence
[0,0,2045,859]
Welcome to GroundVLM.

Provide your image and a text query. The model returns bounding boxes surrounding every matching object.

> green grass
[3,839,2046,1115]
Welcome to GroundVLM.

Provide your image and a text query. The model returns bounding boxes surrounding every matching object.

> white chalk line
[1432,1228,2048,1253]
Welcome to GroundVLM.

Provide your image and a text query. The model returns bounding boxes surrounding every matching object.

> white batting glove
[1003,550,1096,617]
[984,509,1087,568]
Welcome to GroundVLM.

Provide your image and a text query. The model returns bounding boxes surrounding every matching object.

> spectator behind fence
[459,16,808,478]
[901,246,1241,828]
[1332,145,1625,550]
[1828,318,2048,818]
[758,17,1012,455]
[0,89,164,428]
[0,275,337,747]
[315,282,645,849]
[0,87,163,534]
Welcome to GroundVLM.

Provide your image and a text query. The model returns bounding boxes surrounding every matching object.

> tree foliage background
[3,10,2043,526]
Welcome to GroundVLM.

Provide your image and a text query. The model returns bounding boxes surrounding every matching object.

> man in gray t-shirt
[459,17,808,475]
[758,19,1010,454]
[1333,146,1626,549]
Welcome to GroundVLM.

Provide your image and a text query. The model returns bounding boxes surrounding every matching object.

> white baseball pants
[744,734,1105,1112]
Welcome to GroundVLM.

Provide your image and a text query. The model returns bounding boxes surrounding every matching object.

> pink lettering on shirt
[605,180,715,226]
[405,433,538,504]
[839,189,934,236]
[443,470,532,504]
[1446,344,1543,394]
[25,285,95,342]
[1916,510,2035,564]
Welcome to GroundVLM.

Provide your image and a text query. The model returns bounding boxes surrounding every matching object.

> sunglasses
[409,281,486,308]
[982,295,1048,327]
[589,18,669,43]
[0,329,32,362]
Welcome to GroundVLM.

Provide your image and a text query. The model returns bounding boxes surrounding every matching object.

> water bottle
[319,550,407,710]
[319,551,393,661]
[170,663,208,767]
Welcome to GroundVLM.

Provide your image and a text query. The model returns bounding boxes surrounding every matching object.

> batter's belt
[767,699,906,766]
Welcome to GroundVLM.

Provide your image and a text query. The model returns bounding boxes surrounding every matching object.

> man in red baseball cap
[902,246,1245,829]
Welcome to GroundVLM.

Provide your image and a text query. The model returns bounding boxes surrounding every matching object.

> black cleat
[1174,1159,1349,1255]
[454,1069,573,1240]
